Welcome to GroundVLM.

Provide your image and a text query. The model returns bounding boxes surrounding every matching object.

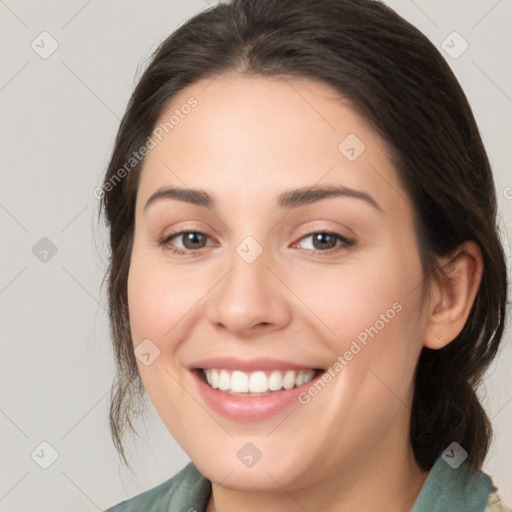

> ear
[424,241,484,349]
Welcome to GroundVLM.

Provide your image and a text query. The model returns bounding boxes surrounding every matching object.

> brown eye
[296,231,355,254]
[311,233,338,250]
[161,231,212,252]
[180,232,208,250]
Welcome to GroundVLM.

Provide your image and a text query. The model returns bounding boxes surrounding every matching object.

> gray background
[0,0,511,510]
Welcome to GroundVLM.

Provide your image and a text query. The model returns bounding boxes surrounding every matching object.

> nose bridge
[206,232,291,334]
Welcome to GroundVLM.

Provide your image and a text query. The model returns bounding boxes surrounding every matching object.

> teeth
[218,370,231,391]
[203,368,318,394]
[231,370,249,392]
[249,371,267,392]
[268,370,283,391]
[283,370,295,390]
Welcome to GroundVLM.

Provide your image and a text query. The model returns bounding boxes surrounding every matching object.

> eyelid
[293,221,356,241]
[291,230,355,252]
[159,227,355,258]
[160,229,216,248]
[158,220,218,242]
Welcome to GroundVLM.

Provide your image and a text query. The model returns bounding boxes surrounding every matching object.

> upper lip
[190,357,324,372]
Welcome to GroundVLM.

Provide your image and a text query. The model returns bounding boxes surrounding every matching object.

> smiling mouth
[197,368,323,396]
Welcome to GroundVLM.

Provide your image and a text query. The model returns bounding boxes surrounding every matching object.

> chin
[193,451,311,493]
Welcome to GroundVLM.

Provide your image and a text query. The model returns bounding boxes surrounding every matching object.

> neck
[206,417,429,512]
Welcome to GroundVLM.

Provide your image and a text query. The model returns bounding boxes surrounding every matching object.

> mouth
[189,357,327,420]
[196,368,323,396]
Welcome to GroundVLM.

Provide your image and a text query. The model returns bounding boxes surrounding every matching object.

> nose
[205,242,292,338]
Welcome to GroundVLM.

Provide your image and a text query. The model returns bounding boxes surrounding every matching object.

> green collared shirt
[104,456,511,511]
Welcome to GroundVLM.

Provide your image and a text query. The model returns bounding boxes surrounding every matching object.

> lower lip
[191,369,324,421]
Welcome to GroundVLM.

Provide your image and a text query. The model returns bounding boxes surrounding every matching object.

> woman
[101,0,510,510]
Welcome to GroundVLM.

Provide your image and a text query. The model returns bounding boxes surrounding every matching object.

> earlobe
[424,241,483,350]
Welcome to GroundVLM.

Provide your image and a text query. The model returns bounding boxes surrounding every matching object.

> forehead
[137,73,406,214]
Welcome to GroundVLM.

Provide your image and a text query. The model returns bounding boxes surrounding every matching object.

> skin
[127,73,483,512]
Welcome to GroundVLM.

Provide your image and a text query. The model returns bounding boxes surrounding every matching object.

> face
[127,73,430,492]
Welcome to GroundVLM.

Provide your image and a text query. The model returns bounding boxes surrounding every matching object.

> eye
[159,230,355,256]
[159,231,214,253]
[294,231,355,254]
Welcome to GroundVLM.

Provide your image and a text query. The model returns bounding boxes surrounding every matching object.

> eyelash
[158,230,355,256]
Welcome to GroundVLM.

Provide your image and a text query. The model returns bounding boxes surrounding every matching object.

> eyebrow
[144,184,382,213]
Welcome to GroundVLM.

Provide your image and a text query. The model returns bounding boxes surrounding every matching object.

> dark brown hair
[100,0,508,471]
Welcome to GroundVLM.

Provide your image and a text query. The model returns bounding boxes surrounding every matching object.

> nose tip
[205,248,292,337]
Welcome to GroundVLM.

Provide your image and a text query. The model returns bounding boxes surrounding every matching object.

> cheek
[127,266,164,346]
[126,253,204,431]
[127,254,201,345]
[287,245,425,412]
[289,252,423,345]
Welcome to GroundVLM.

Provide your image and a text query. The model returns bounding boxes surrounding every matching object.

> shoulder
[484,492,512,511]
[104,462,211,512]
[411,456,511,512]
